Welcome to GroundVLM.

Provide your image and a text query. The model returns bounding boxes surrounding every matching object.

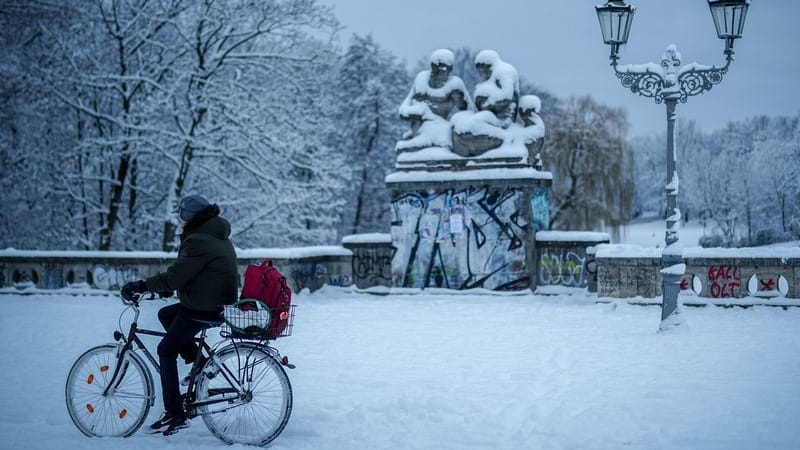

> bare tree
[32,0,187,249]
[545,95,633,236]
[335,34,409,237]
[156,0,341,249]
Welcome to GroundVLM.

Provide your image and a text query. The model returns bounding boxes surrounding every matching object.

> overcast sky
[323,0,799,137]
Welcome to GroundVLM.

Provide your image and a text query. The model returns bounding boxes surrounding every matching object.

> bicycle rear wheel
[196,343,292,446]
[65,344,154,437]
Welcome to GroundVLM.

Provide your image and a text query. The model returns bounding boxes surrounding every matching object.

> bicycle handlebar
[121,291,158,306]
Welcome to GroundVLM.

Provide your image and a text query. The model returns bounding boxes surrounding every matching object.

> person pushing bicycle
[121,194,239,436]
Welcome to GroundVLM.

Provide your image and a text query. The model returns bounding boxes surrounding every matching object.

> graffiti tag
[538,250,587,287]
[91,264,139,291]
[707,265,741,298]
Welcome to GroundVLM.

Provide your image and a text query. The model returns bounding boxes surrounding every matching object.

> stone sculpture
[517,94,545,164]
[396,49,545,164]
[451,50,521,156]
[397,49,471,153]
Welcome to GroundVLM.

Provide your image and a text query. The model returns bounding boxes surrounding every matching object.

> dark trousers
[157,303,207,416]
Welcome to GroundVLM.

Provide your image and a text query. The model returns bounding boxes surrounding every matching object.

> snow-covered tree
[545,95,633,236]
[0,1,91,248]
[334,34,409,236]
[150,0,342,249]
[667,112,800,246]
[26,0,189,250]
[2,0,347,250]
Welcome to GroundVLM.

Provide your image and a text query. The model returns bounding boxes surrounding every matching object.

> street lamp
[594,0,749,331]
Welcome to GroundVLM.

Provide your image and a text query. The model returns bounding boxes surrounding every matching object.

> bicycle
[65,292,296,446]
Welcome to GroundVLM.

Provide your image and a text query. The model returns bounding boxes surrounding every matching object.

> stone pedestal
[386,166,551,291]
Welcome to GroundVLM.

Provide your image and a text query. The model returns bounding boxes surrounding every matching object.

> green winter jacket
[145,208,239,313]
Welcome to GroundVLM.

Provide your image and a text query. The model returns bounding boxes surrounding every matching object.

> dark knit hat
[177,195,210,222]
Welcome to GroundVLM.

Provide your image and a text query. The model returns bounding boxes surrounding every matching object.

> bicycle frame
[101,301,252,415]
[67,290,295,447]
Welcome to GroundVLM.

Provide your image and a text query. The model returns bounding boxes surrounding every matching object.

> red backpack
[239,259,292,338]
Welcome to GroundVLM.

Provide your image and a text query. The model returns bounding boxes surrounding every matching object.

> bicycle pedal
[162,421,190,436]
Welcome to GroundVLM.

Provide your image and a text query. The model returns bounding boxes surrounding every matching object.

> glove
[121,280,147,301]
[158,290,174,299]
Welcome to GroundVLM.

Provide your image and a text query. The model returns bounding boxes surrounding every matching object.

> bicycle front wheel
[196,343,292,446]
[65,344,154,437]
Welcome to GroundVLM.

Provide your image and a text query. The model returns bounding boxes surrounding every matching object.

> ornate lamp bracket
[611,45,732,104]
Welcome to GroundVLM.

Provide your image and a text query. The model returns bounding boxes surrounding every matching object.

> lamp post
[595,0,749,331]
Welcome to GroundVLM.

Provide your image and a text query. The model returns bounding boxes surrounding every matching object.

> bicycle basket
[221,299,295,340]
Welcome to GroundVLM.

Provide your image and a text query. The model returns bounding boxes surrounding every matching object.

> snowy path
[1,288,798,449]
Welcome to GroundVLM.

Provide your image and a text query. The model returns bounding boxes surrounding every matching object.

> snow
[430,48,454,66]
[473,50,519,108]
[596,244,800,261]
[386,167,553,183]
[616,62,662,76]
[395,113,452,151]
[396,135,534,164]
[341,233,392,244]
[0,246,354,260]
[0,249,177,259]
[518,94,541,113]
[596,244,664,259]
[1,287,799,449]
[403,71,469,104]
[536,231,610,242]
[235,246,352,259]
[619,219,706,248]
[666,173,679,191]
[451,110,508,139]
[599,220,800,259]
[683,247,800,260]
[660,263,686,275]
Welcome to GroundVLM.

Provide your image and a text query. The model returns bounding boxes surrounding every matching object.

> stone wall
[0,247,352,294]
[534,231,610,289]
[595,244,800,300]
[6,243,797,301]
[683,248,799,299]
[341,234,393,289]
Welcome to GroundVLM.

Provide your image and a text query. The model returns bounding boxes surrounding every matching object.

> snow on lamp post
[594,0,749,331]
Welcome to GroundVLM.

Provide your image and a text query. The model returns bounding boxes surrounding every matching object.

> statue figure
[517,95,545,165]
[473,50,520,125]
[397,49,471,153]
[451,50,521,156]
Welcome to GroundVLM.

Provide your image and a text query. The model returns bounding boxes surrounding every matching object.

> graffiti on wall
[12,268,39,287]
[292,263,351,292]
[42,263,63,289]
[91,264,140,290]
[707,265,741,298]
[530,187,549,232]
[746,274,789,298]
[538,249,587,287]
[352,248,392,286]
[391,186,532,290]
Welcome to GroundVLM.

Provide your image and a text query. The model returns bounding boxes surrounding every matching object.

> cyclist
[121,194,238,435]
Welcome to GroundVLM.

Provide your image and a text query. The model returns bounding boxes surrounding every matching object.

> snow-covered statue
[473,50,520,124]
[517,94,545,164]
[396,49,471,153]
[451,50,521,157]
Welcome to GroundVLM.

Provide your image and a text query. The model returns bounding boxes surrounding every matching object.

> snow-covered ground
[1,219,798,449]
[1,287,799,450]
[619,218,707,248]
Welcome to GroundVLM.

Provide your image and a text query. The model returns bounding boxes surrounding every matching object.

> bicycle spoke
[66,345,152,438]
[195,344,292,445]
